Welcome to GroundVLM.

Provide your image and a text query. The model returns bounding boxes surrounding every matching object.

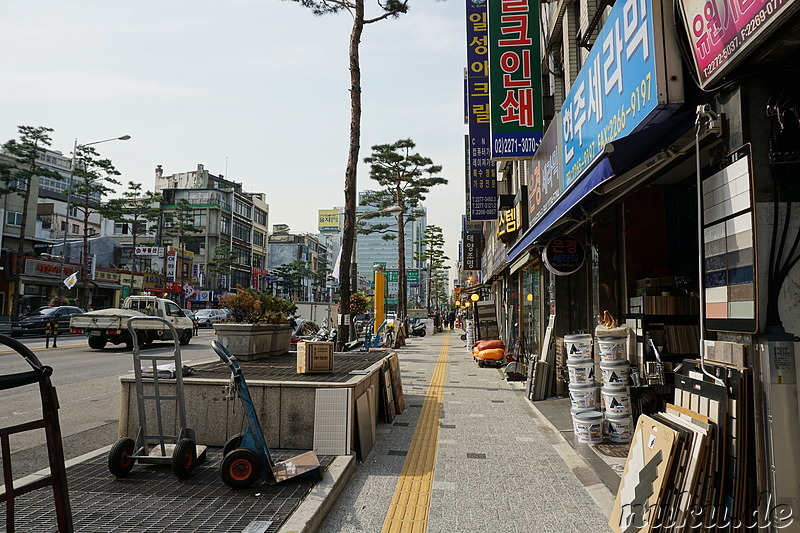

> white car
[195,309,228,327]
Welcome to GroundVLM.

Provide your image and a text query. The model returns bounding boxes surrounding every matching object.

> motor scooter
[410,322,427,337]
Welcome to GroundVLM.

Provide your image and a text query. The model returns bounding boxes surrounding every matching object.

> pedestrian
[433,312,441,334]
[447,310,455,330]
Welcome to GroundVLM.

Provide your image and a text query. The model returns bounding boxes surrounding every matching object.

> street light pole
[58,135,130,302]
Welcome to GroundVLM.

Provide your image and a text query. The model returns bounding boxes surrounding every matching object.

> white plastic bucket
[565,334,593,361]
[567,359,595,386]
[601,385,631,416]
[568,384,597,410]
[597,336,627,363]
[572,410,604,444]
[606,414,633,443]
[600,360,630,388]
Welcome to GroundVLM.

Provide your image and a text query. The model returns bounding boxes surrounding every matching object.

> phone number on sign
[493,136,539,156]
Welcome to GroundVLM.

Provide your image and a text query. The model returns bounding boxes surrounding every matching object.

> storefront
[90,268,122,310]
[19,258,82,312]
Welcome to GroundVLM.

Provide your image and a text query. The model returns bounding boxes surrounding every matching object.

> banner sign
[134,246,164,257]
[166,251,176,282]
[678,0,799,89]
[86,254,96,281]
[488,0,544,159]
[527,114,565,228]
[561,0,677,189]
[463,231,482,271]
[95,268,120,283]
[318,209,341,232]
[26,259,76,277]
[466,0,498,221]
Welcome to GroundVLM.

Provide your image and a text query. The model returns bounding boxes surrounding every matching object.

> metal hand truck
[107,316,206,478]
[0,334,73,533]
[211,340,322,488]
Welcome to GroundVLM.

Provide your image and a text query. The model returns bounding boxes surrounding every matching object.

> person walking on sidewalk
[447,310,455,330]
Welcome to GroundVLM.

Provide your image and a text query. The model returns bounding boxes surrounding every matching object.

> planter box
[213,323,292,360]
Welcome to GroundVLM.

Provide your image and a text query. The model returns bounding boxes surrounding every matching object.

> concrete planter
[213,323,292,360]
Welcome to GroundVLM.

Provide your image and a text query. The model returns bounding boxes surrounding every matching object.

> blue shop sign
[561,0,677,189]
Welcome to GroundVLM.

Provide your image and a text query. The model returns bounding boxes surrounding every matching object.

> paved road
[0,331,219,479]
[319,330,613,533]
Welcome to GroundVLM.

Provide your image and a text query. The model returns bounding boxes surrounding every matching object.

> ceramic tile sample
[313,388,352,456]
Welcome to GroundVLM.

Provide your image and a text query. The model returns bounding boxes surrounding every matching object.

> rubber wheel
[172,438,197,478]
[108,437,136,477]
[88,337,107,350]
[223,434,244,458]
[220,448,261,489]
[179,329,192,346]
[478,359,485,368]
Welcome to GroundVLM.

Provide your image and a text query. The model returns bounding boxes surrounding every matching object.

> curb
[278,454,357,533]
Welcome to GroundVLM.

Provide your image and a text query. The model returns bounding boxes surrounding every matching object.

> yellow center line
[382,332,449,533]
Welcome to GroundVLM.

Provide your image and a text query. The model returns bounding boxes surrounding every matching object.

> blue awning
[506,111,695,263]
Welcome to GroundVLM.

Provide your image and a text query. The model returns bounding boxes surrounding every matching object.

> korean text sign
[467,0,498,221]
[463,231,482,271]
[527,113,564,228]
[488,0,544,159]
[561,0,664,189]
[678,0,798,88]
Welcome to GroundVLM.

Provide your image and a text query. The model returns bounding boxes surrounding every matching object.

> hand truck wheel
[108,437,136,477]
[172,438,197,478]
[222,433,244,458]
[220,448,262,489]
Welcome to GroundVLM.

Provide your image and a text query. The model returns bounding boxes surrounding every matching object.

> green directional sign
[386,269,419,283]
[386,298,398,305]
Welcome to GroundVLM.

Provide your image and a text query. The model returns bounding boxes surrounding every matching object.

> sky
[1,0,467,280]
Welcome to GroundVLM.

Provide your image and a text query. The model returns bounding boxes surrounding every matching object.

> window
[166,302,183,317]
[233,246,251,266]
[61,221,67,231]
[5,212,23,226]
[233,222,251,242]
[234,200,252,218]
[220,216,230,234]
[232,269,250,288]
[68,206,78,217]
[253,230,265,247]
[72,224,79,234]
[253,253,265,269]
[192,212,207,227]
[114,222,129,235]
[254,208,267,226]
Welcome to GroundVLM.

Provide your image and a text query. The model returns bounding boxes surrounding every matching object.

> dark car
[288,318,320,346]
[11,306,85,337]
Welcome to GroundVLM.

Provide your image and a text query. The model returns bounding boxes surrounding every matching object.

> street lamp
[58,135,131,298]
[349,205,402,340]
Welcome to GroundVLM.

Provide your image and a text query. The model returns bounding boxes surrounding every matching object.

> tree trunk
[397,203,407,324]
[11,170,33,320]
[82,197,91,310]
[338,0,365,349]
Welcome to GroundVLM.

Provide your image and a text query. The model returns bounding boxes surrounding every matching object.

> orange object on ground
[474,340,505,351]
[477,348,505,360]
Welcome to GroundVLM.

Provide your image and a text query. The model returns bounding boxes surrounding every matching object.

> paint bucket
[600,360,630,389]
[601,385,631,416]
[568,384,597,411]
[572,410,604,444]
[597,336,627,363]
[564,334,593,361]
[606,413,634,443]
[567,359,595,386]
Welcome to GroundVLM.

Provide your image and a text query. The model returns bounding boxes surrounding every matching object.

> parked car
[11,306,85,337]
[195,308,228,328]
[288,318,320,346]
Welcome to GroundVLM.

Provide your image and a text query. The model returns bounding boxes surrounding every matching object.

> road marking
[382,332,449,533]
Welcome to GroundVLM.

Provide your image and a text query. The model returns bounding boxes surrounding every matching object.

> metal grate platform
[7,449,334,533]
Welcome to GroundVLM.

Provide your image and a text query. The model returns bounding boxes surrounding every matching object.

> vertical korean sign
[466,0,498,221]
[488,0,544,160]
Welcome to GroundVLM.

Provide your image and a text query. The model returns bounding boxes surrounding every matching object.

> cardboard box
[297,341,334,373]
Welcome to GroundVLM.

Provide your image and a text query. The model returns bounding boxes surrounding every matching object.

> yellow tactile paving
[381,332,449,533]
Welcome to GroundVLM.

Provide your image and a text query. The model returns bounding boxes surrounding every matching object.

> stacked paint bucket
[565,334,603,445]
[597,336,633,444]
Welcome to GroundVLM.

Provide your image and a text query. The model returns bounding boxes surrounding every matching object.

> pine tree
[1,126,62,318]
[413,225,449,313]
[362,139,447,323]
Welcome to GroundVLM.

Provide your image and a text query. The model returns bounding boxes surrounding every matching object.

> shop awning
[19,275,62,287]
[90,281,121,291]
[506,111,696,263]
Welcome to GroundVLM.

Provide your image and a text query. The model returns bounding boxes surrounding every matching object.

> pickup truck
[70,296,194,350]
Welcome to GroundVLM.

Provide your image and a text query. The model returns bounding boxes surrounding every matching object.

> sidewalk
[4,331,616,532]
[318,330,614,533]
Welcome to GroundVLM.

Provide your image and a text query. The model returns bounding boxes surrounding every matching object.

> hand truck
[211,340,322,489]
[107,316,206,479]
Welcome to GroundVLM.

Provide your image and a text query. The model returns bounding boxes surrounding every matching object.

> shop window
[522,266,541,355]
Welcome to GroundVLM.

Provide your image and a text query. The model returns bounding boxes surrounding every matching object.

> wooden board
[354,388,376,461]
[387,353,406,414]
[380,363,396,423]
[610,415,678,533]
